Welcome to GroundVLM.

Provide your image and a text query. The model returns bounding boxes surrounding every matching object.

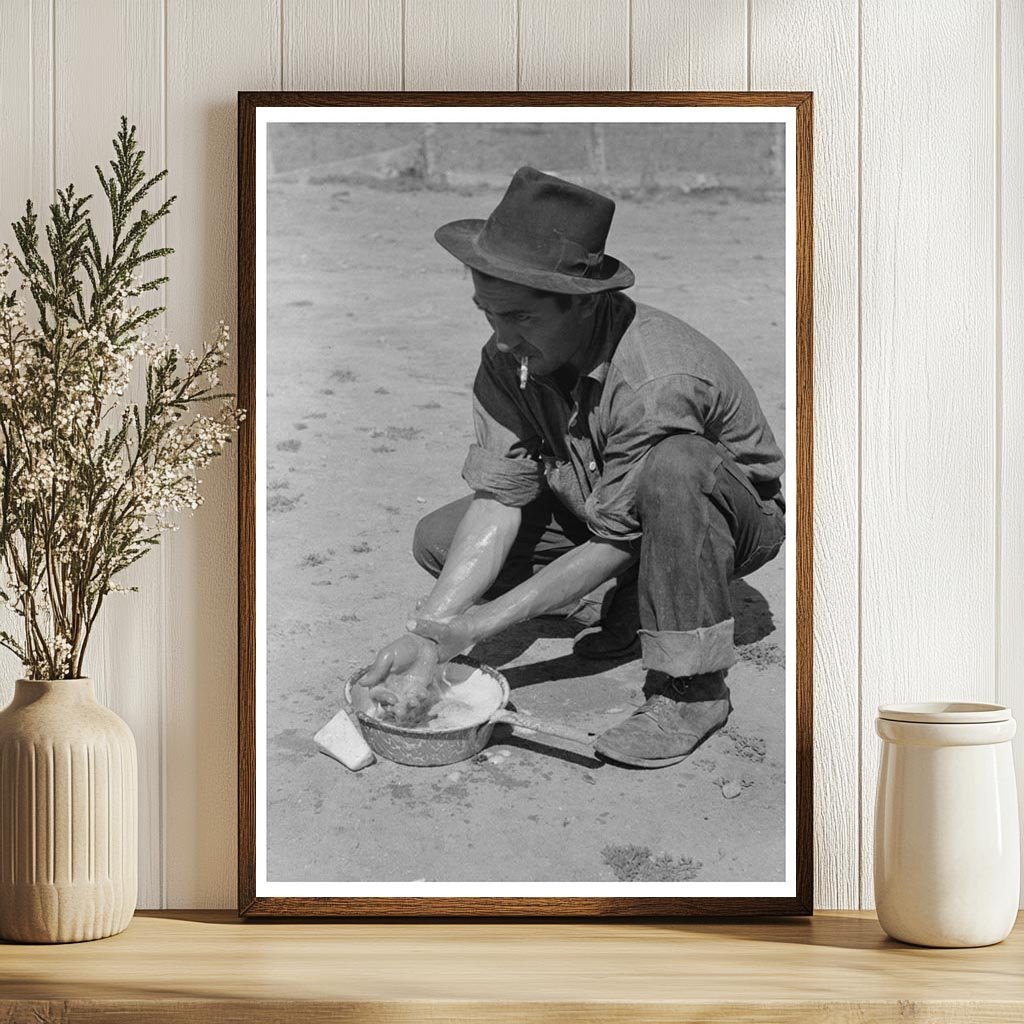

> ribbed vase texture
[0,678,137,943]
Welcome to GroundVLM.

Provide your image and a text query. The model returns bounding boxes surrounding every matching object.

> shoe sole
[594,718,730,769]
[593,746,691,769]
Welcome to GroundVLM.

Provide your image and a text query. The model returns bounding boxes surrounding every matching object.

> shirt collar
[576,292,635,388]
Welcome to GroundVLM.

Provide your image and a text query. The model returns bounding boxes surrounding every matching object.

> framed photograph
[238,91,812,916]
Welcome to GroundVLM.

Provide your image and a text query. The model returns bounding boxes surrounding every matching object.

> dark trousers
[412,434,786,676]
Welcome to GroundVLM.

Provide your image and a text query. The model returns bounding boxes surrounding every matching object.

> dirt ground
[265,179,787,884]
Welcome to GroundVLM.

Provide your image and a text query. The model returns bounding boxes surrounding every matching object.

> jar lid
[877,701,1011,724]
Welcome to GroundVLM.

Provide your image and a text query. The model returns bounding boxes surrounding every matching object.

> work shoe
[595,671,732,768]
[573,576,641,660]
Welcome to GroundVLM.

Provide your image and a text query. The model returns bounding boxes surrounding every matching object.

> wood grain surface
[1,910,1023,1023]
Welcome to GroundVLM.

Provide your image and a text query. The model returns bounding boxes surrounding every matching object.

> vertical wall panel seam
[627,0,632,91]
[745,0,752,90]
[995,0,1003,707]
[400,0,406,91]
[159,0,169,910]
[279,0,284,91]
[855,0,864,910]
[515,0,521,90]
[49,0,55,198]
[29,0,34,190]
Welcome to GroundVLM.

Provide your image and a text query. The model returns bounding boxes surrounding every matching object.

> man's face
[470,270,589,377]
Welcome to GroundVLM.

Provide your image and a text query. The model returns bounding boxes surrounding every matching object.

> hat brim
[434,219,634,295]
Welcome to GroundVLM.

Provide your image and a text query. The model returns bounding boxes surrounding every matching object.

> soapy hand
[406,613,477,663]
[356,633,443,727]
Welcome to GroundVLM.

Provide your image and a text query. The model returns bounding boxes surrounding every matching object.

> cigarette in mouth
[519,356,529,390]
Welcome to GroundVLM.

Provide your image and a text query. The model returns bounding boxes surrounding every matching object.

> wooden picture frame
[238,91,813,917]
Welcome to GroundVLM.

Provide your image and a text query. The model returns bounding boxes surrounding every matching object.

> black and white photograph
[245,101,806,908]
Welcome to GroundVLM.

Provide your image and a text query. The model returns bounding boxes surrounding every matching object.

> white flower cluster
[137,401,237,522]
[0,250,44,406]
[0,244,244,677]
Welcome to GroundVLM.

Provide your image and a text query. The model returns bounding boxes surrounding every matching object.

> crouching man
[359,166,785,769]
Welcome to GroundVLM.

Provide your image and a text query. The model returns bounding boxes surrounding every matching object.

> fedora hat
[434,166,634,294]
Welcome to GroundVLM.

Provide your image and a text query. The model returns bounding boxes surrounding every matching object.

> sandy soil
[265,180,787,884]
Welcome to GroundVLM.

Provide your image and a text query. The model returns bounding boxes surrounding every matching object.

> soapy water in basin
[368,664,505,732]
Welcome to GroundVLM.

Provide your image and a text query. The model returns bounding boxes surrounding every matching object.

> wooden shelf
[2,910,1022,1022]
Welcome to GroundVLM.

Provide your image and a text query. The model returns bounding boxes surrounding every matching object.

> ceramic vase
[0,677,137,943]
[874,702,1019,947]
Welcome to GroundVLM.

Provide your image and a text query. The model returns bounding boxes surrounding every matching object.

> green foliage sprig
[0,117,244,679]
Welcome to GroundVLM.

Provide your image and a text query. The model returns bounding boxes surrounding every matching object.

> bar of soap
[314,708,376,771]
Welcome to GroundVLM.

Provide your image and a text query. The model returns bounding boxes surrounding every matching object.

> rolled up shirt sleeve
[461,342,546,507]
[584,371,715,541]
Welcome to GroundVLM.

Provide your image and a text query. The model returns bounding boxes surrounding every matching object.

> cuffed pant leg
[634,434,785,677]
[412,492,591,599]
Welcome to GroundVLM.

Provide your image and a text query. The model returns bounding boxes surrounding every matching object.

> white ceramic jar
[874,702,1019,947]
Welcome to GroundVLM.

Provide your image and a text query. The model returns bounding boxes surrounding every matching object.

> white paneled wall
[0,0,1019,910]
[1003,0,1024,899]
[750,0,860,912]
[858,1,1000,909]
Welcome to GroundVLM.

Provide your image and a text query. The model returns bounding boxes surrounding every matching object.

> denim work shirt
[461,292,785,543]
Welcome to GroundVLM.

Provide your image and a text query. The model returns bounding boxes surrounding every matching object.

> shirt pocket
[542,457,590,522]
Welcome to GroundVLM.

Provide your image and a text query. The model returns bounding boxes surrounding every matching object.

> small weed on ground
[371,426,422,441]
[736,639,784,670]
[268,492,303,514]
[601,845,701,882]
[721,726,767,763]
[301,549,335,568]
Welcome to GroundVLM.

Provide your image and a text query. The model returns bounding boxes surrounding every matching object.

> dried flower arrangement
[0,118,243,679]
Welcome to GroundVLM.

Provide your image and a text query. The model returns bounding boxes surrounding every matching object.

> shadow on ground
[468,577,776,684]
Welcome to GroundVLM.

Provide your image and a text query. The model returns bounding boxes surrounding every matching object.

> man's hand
[407,613,477,663]
[356,633,442,727]
[358,632,439,688]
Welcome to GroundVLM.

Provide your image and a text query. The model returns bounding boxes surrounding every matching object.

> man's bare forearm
[416,495,521,620]
[463,539,636,644]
